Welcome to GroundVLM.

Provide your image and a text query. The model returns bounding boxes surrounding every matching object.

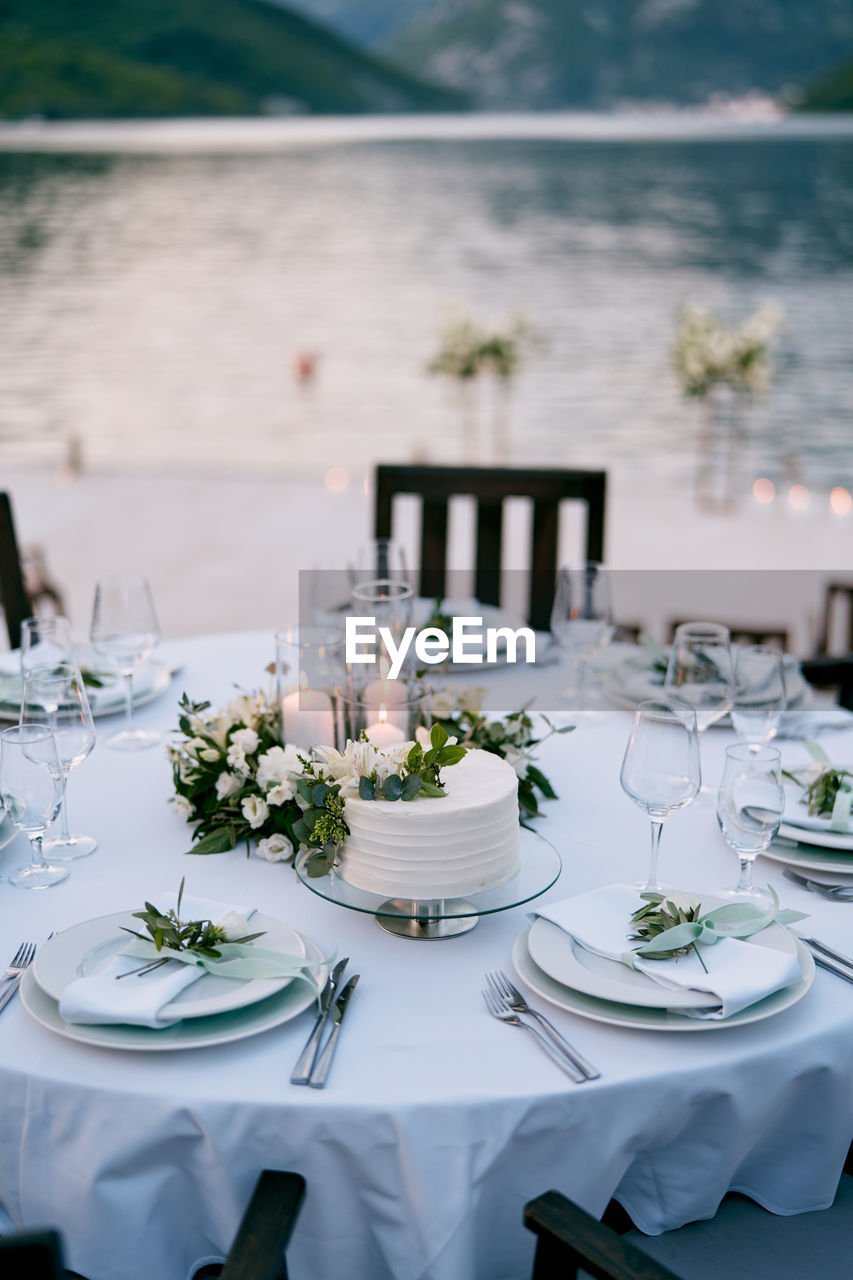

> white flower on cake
[242,795,269,829]
[231,727,260,756]
[215,771,242,801]
[255,833,294,863]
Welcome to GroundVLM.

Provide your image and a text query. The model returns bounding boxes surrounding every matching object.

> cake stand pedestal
[295,828,561,940]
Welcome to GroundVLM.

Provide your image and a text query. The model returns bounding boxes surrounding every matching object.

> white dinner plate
[0,659,172,720]
[512,923,813,1032]
[761,831,853,874]
[526,916,720,1011]
[34,911,307,1020]
[21,934,325,1051]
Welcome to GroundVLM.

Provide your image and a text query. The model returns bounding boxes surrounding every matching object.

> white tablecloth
[2,631,853,1280]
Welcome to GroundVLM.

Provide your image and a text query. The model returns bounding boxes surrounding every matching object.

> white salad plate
[22,933,325,1052]
[0,659,172,720]
[512,922,813,1032]
[762,830,853,873]
[33,911,308,1020]
[526,916,720,1011]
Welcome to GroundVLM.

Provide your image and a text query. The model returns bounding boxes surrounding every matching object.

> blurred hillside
[0,0,466,119]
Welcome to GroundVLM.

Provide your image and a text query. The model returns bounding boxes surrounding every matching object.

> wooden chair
[525,1145,853,1280]
[667,621,790,650]
[0,1171,304,1280]
[0,491,32,651]
[817,582,853,655]
[374,465,607,631]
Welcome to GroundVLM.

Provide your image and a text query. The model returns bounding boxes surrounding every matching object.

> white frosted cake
[336,748,520,900]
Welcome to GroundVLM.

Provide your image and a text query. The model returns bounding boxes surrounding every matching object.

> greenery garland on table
[167,686,567,862]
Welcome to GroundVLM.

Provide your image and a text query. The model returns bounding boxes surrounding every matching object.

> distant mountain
[800,54,853,109]
[389,0,853,108]
[271,0,424,47]
[0,0,467,120]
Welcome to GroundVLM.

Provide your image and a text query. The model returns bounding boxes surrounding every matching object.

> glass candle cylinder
[335,680,430,751]
[275,626,345,750]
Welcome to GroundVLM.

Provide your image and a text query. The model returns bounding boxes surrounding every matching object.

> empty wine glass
[20,615,73,672]
[22,663,97,859]
[620,700,701,892]
[715,743,783,909]
[731,645,787,745]
[664,622,733,798]
[0,723,67,889]
[550,563,613,708]
[90,573,161,750]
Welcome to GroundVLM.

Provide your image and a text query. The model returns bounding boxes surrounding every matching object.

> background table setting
[3,623,853,1280]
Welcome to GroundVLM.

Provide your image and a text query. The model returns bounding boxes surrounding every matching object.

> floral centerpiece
[672,303,783,399]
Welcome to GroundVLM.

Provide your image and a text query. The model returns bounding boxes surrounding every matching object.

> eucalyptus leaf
[359,775,376,801]
[382,774,403,801]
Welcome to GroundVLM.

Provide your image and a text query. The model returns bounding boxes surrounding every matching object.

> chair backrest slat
[374,465,607,631]
[0,492,32,651]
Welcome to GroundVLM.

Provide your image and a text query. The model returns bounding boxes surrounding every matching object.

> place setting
[762,744,853,876]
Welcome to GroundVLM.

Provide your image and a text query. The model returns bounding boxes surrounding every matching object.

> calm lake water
[1,115,852,497]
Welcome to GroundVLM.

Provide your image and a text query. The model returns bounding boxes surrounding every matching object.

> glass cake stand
[295,828,561,939]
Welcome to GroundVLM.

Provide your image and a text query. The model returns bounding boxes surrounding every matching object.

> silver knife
[308,974,359,1088]
[803,944,853,986]
[804,937,853,971]
[290,957,348,1085]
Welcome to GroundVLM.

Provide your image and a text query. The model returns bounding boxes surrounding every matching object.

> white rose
[242,795,269,829]
[457,685,487,717]
[231,727,259,756]
[255,833,294,863]
[219,910,253,940]
[257,746,300,790]
[226,744,249,775]
[267,780,297,806]
[169,795,193,818]
[502,745,529,778]
[215,771,242,801]
[429,687,457,719]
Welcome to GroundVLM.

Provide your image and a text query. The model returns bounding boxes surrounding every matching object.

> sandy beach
[5,462,851,656]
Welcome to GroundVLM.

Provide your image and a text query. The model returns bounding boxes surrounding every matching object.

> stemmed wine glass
[0,723,67,889]
[731,645,787,746]
[550,563,613,709]
[22,663,97,858]
[664,622,733,798]
[715,743,783,909]
[20,614,73,672]
[620,700,701,892]
[90,573,161,750]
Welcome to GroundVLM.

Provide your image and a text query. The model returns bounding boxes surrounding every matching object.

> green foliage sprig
[122,878,264,958]
[630,893,708,971]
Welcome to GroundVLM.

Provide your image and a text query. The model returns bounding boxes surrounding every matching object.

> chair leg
[219,1172,305,1280]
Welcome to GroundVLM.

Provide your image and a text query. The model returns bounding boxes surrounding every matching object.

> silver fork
[782,869,853,901]
[0,942,36,1015]
[487,970,601,1081]
[482,987,587,1082]
[1,942,35,983]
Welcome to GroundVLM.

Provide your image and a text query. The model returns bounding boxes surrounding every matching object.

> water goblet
[90,573,161,750]
[550,563,613,709]
[620,699,701,893]
[715,743,783,909]
[22,663,97,859]
[731,645,786,745]
[0,723,67,889]
[664,622,733,799]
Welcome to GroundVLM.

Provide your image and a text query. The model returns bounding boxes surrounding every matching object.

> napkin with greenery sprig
[785,743,853,833]
[536,885,806,1020]
[59,882,319,1028]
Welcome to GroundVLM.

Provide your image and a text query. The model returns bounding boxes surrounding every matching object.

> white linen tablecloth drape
[1,631,853,1280]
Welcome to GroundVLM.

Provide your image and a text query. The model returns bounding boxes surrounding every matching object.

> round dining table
[2,629,853,1280]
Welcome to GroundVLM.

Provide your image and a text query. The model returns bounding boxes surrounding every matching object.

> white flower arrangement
[673,303,783,399]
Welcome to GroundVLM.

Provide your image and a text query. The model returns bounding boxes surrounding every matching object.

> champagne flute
[664,622,733,798]
[550,563,612,709]
[620,700,701,892]
[731,645,786,745]
[0,723,67,889]
[22,663,97,858]
[90,573,161,750]
[715,743,783,908]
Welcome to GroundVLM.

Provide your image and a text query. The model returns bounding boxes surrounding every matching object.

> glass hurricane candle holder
[275,626,345,751]
[335,680,430,751]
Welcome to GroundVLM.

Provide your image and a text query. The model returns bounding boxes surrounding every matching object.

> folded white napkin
[536,884,803,1020]
[59,892,258,1028]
